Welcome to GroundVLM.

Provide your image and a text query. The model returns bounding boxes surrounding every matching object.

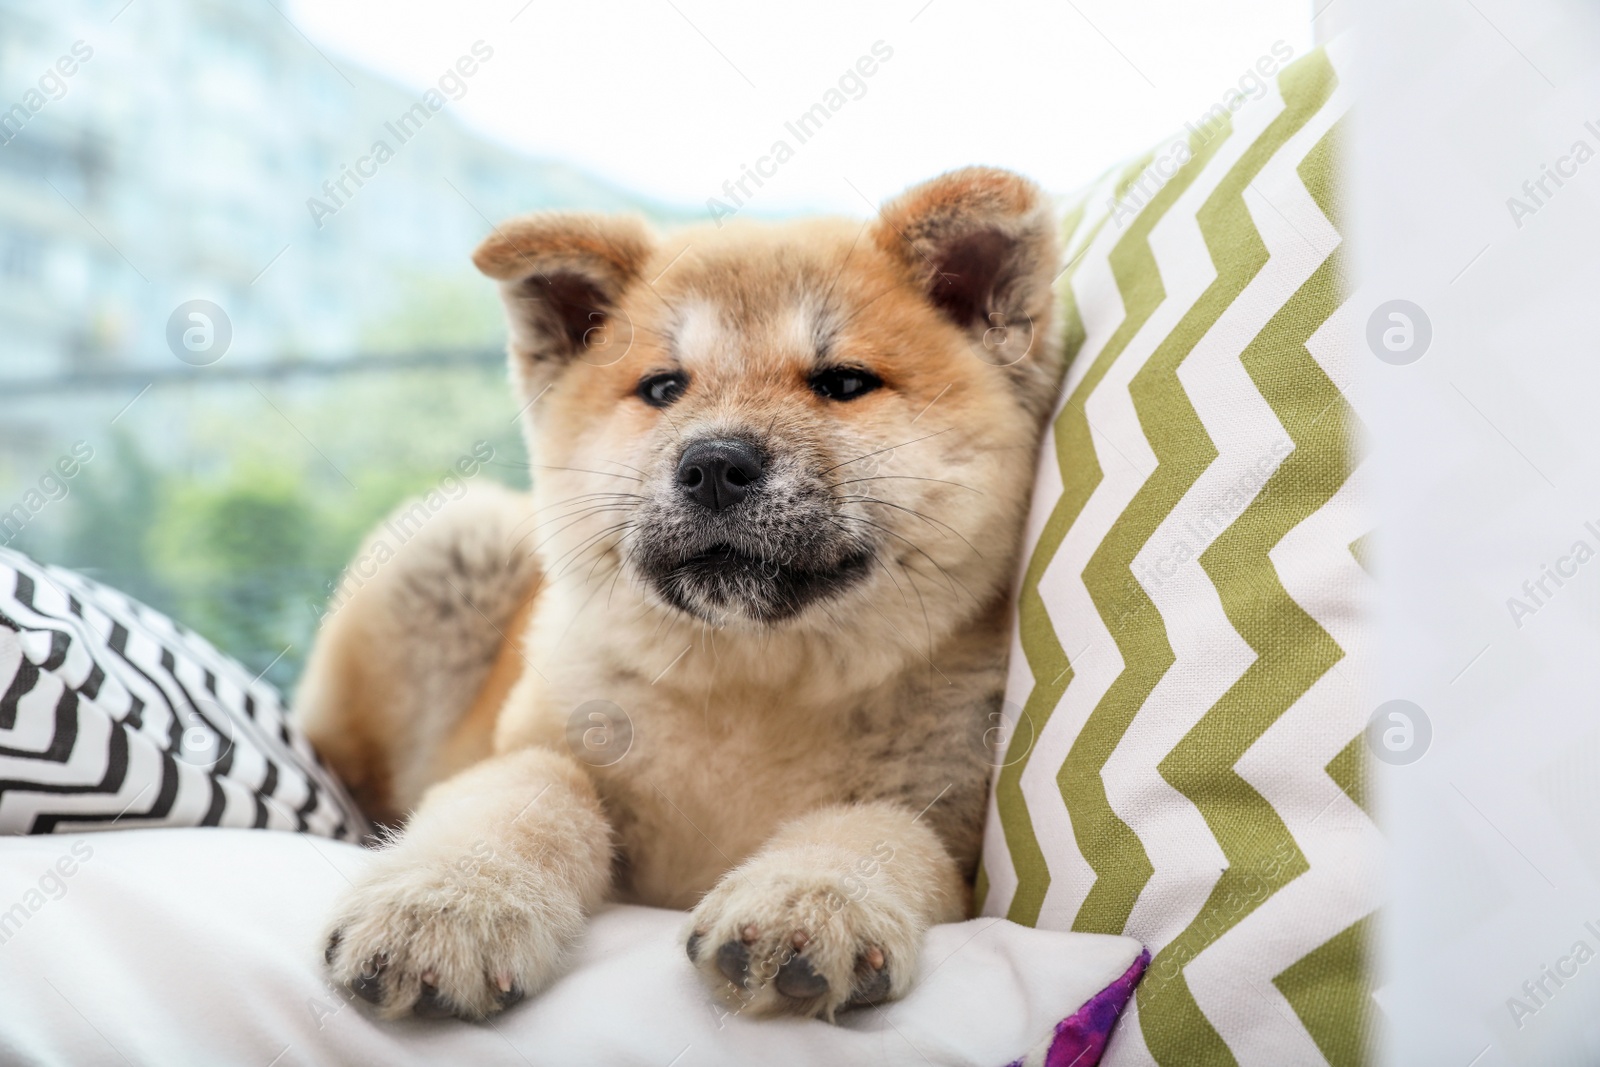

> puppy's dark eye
[809,367,882,402]
[638,371,688,408]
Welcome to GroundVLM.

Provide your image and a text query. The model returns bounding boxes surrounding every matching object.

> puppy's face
[476,168,1061,631]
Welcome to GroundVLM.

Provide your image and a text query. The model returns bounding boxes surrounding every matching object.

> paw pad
[716,940,751,988]
[413,982,454,1019]
[843,947,892,1010]
[350,954,387,1005]
[774,954,829,1000]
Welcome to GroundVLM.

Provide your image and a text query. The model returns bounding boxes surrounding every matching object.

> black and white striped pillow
[0,546,367,841]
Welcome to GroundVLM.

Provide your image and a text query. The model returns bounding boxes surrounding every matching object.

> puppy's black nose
[676,439,764,512]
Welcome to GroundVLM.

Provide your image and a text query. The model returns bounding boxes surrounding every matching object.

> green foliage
[58,429,172,612]
[358,270,504,353]
[45,365,529,694]
[148,463,323,687]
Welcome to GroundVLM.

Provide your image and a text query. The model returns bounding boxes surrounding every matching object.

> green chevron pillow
[977,41,1379,1067]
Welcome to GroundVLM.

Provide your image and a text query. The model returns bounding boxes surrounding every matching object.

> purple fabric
[1006,948,1149,1067]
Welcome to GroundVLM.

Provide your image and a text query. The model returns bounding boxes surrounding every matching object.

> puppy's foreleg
[324,747,611,1019]
[686,802,965,1019]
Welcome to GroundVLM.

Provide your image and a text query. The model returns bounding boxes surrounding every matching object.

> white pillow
[0,828,1144,1066]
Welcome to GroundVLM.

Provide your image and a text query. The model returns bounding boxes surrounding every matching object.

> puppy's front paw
[686,845,920,1020]
[323,845,582,1020]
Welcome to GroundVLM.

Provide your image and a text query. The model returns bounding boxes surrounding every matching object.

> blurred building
[0,0,673,460]
[0,0,691,685]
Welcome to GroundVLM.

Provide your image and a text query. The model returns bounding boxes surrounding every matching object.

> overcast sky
[288,0,1317,217]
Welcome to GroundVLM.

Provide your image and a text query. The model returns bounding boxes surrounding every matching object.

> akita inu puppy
[298,167,1062,1021]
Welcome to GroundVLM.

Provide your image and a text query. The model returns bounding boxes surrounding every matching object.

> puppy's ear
[872,168,1061,415]
[473,213,656,381]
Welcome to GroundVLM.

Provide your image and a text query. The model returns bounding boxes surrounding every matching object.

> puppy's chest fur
[505,626,1003,911]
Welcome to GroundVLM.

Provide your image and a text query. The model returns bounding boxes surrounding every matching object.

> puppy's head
[475,168,1061,631]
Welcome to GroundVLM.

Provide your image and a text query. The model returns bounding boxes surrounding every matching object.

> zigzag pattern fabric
[0,546,366,842]
[977,42,1379,1067]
